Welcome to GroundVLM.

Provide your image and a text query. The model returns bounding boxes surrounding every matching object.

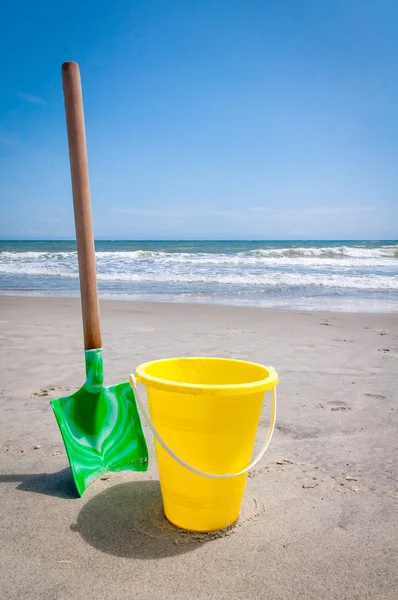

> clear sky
[1,0,397,240]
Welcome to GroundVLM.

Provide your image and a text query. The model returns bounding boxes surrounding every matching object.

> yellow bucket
[130,357,278,532]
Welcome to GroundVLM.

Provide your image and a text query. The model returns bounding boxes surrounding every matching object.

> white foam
[1,245,397,292]
[93,270,397,290]
[0,251,76,260]
[247,245,398,258]
[1,246,397,269]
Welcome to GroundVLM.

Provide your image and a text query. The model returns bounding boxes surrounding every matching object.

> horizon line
[0,238,397,243]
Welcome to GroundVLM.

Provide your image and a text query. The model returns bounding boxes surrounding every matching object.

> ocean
[0,240,397,312]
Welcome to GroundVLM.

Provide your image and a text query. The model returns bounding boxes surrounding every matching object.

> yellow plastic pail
[130,357,278,532]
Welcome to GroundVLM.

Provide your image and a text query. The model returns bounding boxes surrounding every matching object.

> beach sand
[0,296,397,600]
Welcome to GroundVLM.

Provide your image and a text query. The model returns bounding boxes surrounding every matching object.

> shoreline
[1,292,396,315]
[2,239,396,317]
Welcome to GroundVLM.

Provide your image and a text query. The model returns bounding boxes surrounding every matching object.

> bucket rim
[135,356,278,396]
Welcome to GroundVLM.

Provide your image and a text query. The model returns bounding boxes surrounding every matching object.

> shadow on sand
[1,472,219,559]
[72,480,212,559]
[0,467,78,499]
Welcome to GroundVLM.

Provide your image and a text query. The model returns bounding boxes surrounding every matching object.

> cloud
[113,204,376,225]
[199,208,251,219]
[248,206,271,213]
[0,132,26,150]
[115,207,174,218]
[301,205,376,217]
[267,205,377,221]
[17,91,47,105]
[114,206,253,219]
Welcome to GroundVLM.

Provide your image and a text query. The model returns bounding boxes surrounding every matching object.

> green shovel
[50,62,148,496]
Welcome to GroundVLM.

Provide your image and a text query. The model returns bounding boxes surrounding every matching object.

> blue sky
[0,0,397,240]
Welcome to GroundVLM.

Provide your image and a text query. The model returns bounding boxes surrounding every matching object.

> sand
[0,296,397,600]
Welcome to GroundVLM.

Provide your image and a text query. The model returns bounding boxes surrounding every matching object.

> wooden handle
[62,62,102,350]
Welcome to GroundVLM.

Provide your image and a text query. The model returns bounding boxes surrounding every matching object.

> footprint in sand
[32,386,72,398]
[321,318,343,328]
[327,400,352,412]
[33,389,49,397]
[275,422,320,439]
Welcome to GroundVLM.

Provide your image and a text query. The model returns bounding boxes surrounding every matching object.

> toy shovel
[51,62,148,496]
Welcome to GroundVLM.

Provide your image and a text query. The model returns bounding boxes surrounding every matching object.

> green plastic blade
[51,349,148,496]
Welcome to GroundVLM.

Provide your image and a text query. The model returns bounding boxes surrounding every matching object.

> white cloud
[301,205,376,217]
[115,207,175,218]
[114,206,253,219]
[17,91,46,105]
[0,133,26,150]
[112,204,376,228]
[266,205,377,221]
[248,206,271,213]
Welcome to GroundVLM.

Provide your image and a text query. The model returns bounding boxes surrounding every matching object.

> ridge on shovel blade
[51,349,148,496]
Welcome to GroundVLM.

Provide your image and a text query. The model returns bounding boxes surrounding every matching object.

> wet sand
[0,296,397,599]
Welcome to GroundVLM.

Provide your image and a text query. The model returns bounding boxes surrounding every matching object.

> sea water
[0,240,397,312]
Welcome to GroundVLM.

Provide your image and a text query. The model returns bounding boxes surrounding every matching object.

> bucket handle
[129,374,277,479]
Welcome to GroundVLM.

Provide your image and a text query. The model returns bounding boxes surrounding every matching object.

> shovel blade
[51,350,148,496]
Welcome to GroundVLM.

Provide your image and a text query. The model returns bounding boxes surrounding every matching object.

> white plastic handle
[129,374,277,479]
